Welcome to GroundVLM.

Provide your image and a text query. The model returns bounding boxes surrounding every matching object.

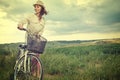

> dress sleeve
[18,14,31,25]
[18,18,28,26]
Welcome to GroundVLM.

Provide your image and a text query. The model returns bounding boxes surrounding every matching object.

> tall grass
[0,43,120,80]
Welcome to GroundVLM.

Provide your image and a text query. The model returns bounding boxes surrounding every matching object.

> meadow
[0,39,120,80]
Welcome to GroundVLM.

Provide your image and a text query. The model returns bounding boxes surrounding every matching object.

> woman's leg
[36,53,40,78]
[32,53,40,78]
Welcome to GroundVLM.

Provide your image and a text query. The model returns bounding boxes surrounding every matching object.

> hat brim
[33,4,44,7]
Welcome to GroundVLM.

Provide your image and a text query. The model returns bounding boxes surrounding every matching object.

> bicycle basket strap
[27,36,47,53]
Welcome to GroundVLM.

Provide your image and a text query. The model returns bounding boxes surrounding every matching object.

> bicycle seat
[19,44,27,49]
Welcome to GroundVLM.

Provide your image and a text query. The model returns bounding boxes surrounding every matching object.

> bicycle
[14,28,47,80]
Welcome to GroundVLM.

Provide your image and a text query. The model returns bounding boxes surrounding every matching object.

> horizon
[0,37,120,44]
[0,0,120,44]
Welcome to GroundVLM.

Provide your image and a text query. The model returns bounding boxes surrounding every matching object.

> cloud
[43,0,120,36]
[0,0,120,43]
[89,0,120,25]
[0,9,7,17]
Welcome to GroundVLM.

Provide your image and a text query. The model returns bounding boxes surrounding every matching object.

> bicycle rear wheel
[14,53,43,80]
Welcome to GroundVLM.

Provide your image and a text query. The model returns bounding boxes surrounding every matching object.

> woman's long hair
[39,5,48,20]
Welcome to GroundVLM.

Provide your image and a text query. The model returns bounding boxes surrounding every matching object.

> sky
[0,0,120,44]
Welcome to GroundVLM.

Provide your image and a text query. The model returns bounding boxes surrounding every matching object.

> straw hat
[33,0,44,7]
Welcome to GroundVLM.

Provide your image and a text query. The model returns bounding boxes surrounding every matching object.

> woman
[17,0,47,78]
[18,0,47,37]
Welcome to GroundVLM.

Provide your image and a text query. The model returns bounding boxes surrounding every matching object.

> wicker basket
[27,36,47,53]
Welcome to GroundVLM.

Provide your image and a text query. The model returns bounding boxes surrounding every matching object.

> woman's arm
[17,15,30,30]
[37,17,45,36]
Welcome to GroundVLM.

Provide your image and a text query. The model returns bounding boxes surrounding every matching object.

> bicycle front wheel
[14,53,43,80]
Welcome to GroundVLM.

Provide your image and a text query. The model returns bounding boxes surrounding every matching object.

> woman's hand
[35,34,41,39]
[17,24,24,30]
[17,27,23,30]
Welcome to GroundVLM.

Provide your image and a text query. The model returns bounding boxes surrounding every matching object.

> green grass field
[0,39,120,80]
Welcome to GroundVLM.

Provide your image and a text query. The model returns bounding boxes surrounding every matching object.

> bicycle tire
[14,52,43,80]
